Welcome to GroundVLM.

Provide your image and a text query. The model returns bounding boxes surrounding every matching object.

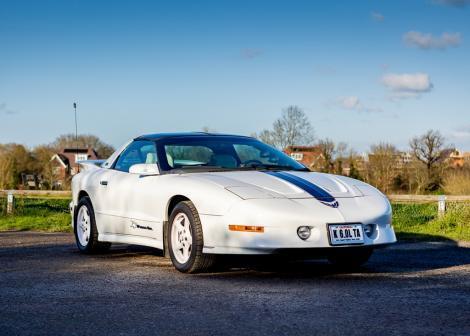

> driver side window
[113,140,157,172]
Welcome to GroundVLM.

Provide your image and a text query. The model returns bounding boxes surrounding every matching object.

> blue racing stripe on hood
[264,171,339,208]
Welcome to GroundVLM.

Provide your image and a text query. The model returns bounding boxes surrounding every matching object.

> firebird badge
[130,221,153,231]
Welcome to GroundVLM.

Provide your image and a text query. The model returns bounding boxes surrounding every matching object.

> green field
[1,197,469,241]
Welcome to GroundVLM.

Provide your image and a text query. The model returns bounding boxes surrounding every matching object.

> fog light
[363,224,374,237]
[297,226,311,240]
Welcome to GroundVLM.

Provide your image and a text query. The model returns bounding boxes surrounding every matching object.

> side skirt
[98,233,163,250]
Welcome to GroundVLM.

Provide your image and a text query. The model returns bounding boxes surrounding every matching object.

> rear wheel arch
[73,190,91,227]
[74,196,111,253]
[167,200,216,273]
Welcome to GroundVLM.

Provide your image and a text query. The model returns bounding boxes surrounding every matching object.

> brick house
[447,149,465,168]
[284,145,367,176]
[51,148,99,188]
[283,145,324,169]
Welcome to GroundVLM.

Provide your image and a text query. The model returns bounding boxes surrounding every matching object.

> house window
[290,153,304,161]
[75,154,88,162]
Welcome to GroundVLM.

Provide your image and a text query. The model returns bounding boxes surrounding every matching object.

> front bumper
[201,197,397,254]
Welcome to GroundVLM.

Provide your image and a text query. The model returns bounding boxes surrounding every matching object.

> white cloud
[336,96,382,113]
[340,96,360,109]
[371,11,384,22]
[404,31,461,50]
[433,0,470,7]
[381,73,433,99]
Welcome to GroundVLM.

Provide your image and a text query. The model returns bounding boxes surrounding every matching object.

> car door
[96,140,160,239]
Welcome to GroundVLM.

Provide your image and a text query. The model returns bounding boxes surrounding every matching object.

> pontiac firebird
[70,133,396,273]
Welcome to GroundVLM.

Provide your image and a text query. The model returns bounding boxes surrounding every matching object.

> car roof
[134,132,253,141]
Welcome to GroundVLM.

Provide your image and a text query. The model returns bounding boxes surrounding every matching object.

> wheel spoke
[182,242,190,258]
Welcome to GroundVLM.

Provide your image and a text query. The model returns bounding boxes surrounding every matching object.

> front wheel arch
[164,195,190,257]
[167,200,216,273]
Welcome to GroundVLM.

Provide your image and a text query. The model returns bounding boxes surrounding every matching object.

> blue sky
[1,0,469,152]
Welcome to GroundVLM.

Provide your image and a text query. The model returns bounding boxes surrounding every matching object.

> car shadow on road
[98,240,470,278]
[196,242,470,278]
[1,232,468,278]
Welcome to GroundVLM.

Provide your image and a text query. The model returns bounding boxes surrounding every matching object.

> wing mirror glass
[129,163,160,175]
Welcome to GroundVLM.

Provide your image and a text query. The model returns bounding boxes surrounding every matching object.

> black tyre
[74,196,111,254]
[327,247,373,269]
[168,201,216,273]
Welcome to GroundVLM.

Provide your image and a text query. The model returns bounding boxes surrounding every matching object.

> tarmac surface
[1,231,469,336]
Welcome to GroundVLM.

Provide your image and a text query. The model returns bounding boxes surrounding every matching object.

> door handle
[100,180,108,186]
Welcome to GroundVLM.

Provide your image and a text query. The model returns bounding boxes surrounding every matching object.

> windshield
[157,137,308,172]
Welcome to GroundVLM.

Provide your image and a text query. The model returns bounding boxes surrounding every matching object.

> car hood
[190,170,366,199]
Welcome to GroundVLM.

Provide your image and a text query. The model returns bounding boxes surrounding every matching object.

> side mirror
[129,163,160,175]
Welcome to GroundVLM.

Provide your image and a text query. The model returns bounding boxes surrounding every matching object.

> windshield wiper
[169,165,231,173]
[169,164,310,174]
[238,164,310,172]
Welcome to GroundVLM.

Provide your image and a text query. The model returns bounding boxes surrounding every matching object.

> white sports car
[71,133,396,273]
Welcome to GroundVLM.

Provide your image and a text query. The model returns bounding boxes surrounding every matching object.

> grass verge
[392,202,470,242]
[0,197,71,232]
[0,197,469,241]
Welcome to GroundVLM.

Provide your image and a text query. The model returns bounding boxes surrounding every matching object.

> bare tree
[334,142,349,175]
[318,138,336,173]
[255,130,275,146]
[365,143,398,193]
[336,142,349,159]
[409,130,451,190]
[31,145,55,189]
[255,106,315,149]
[0,145,14,189]
[0,144,33,189]
[410,130,448,175]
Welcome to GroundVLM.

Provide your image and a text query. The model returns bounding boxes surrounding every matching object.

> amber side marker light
[229,225,264,233]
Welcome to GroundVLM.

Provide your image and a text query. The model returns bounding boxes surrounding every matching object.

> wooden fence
[1,190,469,216]
[388,194,470,202]
[2,190,469,201]
[0,190,71,198]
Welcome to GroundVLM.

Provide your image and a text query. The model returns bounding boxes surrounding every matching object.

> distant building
[51,148,99,187]
[283,145,323,169]
[447,149,465,168]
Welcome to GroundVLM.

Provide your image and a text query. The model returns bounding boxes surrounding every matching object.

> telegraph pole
[73,102,79,173]
[73,102,78,149]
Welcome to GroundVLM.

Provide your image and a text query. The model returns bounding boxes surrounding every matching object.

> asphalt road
[1,232,469,336]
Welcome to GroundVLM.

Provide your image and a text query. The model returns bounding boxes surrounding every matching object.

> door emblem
[130,221,153,231]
